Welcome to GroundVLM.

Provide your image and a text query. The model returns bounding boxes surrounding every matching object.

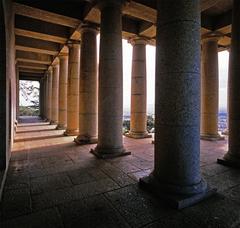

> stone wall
[0,0,15,199]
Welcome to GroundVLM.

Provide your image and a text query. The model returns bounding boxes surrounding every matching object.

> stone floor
[1,119,240,227]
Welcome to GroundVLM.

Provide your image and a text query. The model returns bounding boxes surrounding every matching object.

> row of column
[41,0,239,209]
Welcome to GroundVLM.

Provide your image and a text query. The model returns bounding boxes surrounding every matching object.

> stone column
[91,0,130,158]
[201,34,224,141]
[44,76,48,119]
[64,40,80,136]
[39,79,44,118]
[74,24,98,145]
[57,53,68,130]
[139,0,214,209]
[51,60,60,124]
[16,67,19,123]
[126,37,151,139]
[44,76,48,120]
[47,67,53,122]
[218,0,240,167]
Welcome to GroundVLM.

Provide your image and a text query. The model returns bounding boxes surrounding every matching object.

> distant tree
[20,80,40,107]
[147,115,155,132]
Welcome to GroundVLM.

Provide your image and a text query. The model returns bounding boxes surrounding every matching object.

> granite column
[218,0,240,167]
[57,53,68,130]
[64,41,80,136]
[91,0,130,158]
[75,24,98,144]
[47,67,53,122]
[201,34,223,140]
[126,37,151,139]
[51,60,60,124]
[140,0,214,209]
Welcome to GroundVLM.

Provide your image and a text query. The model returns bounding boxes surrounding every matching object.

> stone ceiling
[14,0,233,79]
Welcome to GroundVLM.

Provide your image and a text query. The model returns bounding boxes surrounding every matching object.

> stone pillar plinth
[51,60,60,124]
[201,34,224,141]
[47,67,53,122]
[64,41,80,136]
[139,0,215,209]
[125,37,151,139]
[57,53,68,130]
[90,0,130,158]
[74,24,98,145]
[218,0,240,168]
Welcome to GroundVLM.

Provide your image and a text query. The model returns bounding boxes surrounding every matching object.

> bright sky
[21,36,229,113]
[122,39,229,113]
[218,50,229,111]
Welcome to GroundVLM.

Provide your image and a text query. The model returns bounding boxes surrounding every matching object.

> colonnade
[36,0,239,208]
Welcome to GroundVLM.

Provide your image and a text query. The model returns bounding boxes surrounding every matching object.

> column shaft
[51,62,60,124]
[57,54,68,130]
[75,25,98,144]
[47,68,53,121]
[201,36,223,140]
[64,41,80,136]
[91,0,130,158]
[140,0,215,209]
[44,76,48,120]
[126,37,151,139]
[218,0,240,167]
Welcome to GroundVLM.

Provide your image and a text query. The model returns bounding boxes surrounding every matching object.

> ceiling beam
[15,15,69,43]
[14,2,80,28]
[16,51,52,65]
[18,68,45,74]
[15,35,60,56]
[123,1,156,24]
[17,61,48,70]
[15,29,68,44]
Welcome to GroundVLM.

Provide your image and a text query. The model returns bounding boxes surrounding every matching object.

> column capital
[128,36,149,45]
[52,57,60,67]
[58,52,69,60]
[201,32,223,43]
[80,22,99,34]
[67,39,80,48]
[48,66,53,74]
[95,0,128,10]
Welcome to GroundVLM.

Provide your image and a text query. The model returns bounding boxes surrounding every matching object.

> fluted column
[126,37,151,139]
[218,0,240,167]
[75,24,98,145]
[91,0,130,158]
[57,53,68,130]
[64,41,80,136]
[51,60,60,124]
[47,67,53,122]
[140,0,215,209]
[201,34,224,141]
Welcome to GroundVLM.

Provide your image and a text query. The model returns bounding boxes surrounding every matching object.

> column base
[74,135,97,145]
[90,146,131,159]
[64,129,79,136]
[217,152,240,168]
[125,131,152,139]
[50,120,58,125]
[139,173,216,209]
[200,133,225,141]
[56,124,67,130]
